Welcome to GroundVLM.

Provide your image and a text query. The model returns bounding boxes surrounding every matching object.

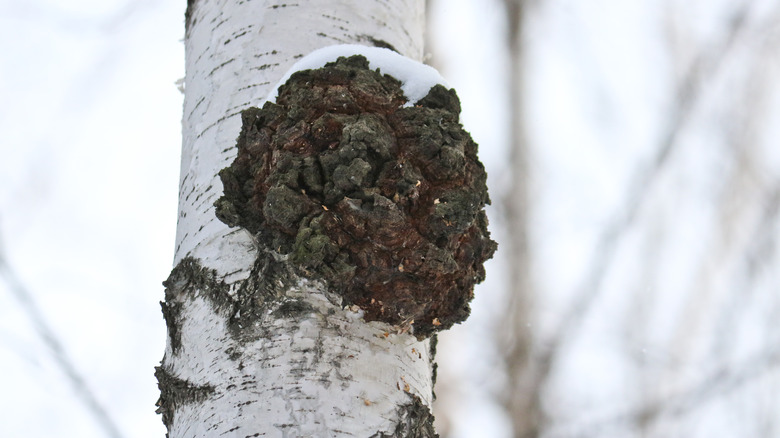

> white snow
[264,44,450,107]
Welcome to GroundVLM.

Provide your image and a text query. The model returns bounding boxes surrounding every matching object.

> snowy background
[2,0,780,437]
[0,1,180,436]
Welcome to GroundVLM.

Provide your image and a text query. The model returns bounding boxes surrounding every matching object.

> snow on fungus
[216,52,496,338]
[264,44,449,107]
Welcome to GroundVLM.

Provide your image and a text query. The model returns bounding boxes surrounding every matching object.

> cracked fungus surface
[216,55,496,337]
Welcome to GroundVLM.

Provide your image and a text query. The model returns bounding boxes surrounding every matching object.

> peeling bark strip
[216,55,497,337]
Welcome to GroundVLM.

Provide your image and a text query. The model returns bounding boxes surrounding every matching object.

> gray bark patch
[215,55,496,338]
[155,365,215,435]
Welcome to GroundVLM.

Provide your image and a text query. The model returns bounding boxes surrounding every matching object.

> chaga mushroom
[215,55,496,338]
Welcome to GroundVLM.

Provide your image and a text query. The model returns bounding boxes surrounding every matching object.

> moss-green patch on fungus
[216,55,496,338]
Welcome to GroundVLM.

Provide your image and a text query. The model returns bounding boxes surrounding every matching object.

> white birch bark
[158,1,436,437]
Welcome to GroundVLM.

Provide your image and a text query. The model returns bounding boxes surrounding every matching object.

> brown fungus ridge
[215,55,496,338]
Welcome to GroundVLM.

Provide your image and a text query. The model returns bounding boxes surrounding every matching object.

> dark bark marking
[430,334,438,401]
[162,254,302,353]
[370,394,438,438]
[359,35,399,53]
[185,0,199,32]
[228,252,302,335]
[197,110,244,139]
[159,299,183,354]
[209,58,237,77]
[215,55,496,338]
[322,13,349,23]
[161,257,231,354]
[155,365,215,435]
[238,81,273,92]
[252,63,280,71]
[269,3,300,10]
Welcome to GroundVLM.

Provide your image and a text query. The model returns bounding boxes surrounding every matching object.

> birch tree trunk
[155,1,491,437]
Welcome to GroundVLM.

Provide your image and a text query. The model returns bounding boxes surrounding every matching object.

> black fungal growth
[216,55,496,338]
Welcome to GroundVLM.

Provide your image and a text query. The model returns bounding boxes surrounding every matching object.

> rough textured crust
[216,55,496,337]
